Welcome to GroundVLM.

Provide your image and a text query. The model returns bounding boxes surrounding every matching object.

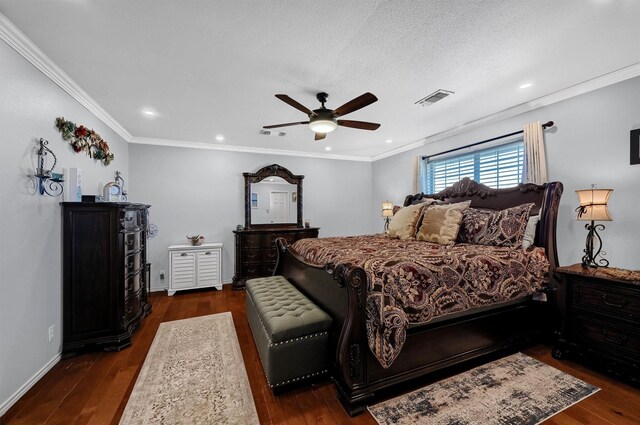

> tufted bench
[246,275,332,389]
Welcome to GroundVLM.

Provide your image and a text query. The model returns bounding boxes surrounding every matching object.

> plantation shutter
[424,140,524,194]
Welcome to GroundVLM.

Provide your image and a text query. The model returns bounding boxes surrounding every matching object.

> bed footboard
[274,238,371,412]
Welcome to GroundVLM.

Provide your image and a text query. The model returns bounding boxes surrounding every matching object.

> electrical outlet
[159,270,165,280]
[48,325,55,342]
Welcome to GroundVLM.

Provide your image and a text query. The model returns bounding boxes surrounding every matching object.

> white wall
[128,144,374,290]
[373,76,640,269]
[0,41,130,413]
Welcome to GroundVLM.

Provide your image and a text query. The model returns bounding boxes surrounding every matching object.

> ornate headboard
[403,178,564,270]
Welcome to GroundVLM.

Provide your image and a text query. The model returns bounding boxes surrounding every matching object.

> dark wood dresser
[61,202,152,356]
[232,226,319,289]
[553,264,640,385]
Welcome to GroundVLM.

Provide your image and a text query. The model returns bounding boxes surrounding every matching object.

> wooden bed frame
[274,178,564,415]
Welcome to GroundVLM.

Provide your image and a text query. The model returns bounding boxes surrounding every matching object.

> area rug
[368,352,599,425]
[119,312,259,425]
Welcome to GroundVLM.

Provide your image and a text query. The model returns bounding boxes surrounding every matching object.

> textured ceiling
[2,0,640,159]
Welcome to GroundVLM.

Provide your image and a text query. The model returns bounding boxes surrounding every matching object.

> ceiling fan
[263,92,380,141]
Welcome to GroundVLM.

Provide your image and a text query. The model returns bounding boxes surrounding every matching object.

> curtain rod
[422,120,554,160]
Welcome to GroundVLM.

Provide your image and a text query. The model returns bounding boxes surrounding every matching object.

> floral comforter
[292,234,550,368]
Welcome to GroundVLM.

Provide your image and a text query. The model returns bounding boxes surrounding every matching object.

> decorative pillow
[457,208,491,244]
[415,201,471,244]
[475,203,535,248]
[521,215,540,249]
[386,203,427,240]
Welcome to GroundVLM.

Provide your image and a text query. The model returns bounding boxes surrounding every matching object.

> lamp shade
[382,201,394,217]
[575,188,613,221]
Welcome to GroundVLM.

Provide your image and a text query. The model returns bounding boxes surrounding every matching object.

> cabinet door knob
[180,252,188,256]
[601,294,626,308]
[205,251,211,255]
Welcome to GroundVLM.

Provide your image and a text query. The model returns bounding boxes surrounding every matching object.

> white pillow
[521,215,540,249]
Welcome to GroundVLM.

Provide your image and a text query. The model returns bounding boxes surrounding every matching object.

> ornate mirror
[244,164,303,229]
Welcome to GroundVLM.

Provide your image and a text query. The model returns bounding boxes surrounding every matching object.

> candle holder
[32,138,64,197]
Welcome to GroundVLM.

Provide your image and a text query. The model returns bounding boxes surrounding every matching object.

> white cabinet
[168,243,222,295]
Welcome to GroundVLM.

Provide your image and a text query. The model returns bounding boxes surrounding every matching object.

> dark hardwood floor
[3,286,640,424]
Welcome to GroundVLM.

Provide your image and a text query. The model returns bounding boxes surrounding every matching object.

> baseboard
[149,280,233,293]
[0,352,61,416]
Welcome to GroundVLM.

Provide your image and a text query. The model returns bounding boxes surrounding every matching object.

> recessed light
[215,135,225,142]
[519,82,533,89]
[324,146,332,152]
[141,109,157,117]
[385,139,393,144]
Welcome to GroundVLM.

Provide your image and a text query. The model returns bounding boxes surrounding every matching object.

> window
[423,139,524,194]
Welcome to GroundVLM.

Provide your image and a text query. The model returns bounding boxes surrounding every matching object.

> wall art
[55,117,114,165]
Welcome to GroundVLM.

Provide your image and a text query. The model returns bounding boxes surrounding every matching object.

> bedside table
[553,264,640,385]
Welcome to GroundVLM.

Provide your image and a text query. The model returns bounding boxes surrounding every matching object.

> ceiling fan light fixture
[309,118,337,133]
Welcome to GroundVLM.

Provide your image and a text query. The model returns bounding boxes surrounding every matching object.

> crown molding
[372,62,640,162]
[3,10,639,162]
[0,12,132,142]
[129,137,373,162]
[370,139,426,161]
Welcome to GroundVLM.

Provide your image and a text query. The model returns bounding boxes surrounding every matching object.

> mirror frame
[244,164,303,229]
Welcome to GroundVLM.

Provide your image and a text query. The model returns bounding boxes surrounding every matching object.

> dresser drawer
[242,234,262,249]
[242,264,263,277]
[264,233,297,247]
[124,290,142,321]
[124,231,141,255]
[263,248,278,263]
[573,279,640,323]
[124,252,142,276]
[125,271,142,299]
[121,209,140,230]
[241,248,262,262]
[574,315,640,360]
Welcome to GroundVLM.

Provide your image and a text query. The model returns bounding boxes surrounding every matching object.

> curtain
[523,121,548,184]
[412,155,420,194]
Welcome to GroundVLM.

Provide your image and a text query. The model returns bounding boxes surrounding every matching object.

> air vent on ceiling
[259,129,286,137]
[415,89,454,106]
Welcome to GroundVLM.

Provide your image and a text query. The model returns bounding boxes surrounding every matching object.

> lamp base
[383,217,390,232]
[581,221,609,268]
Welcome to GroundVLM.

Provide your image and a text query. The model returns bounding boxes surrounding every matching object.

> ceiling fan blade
[314,132,326,141]
[337,120,381,131]
[333,92,378,117]
[275,94,313,115]
[263,121,309,129]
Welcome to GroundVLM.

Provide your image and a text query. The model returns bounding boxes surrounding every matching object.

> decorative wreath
[55,117,114,165]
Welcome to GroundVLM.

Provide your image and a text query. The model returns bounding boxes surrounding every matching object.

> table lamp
[575,186,613,268]
[381,201,394,231]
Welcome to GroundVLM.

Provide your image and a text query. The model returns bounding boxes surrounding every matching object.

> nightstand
[553,264,640,385]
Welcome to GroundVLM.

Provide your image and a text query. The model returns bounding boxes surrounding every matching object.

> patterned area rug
[368,353,598,425]
[119,312,259,425]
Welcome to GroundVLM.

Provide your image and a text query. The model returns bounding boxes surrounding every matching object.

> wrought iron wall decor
[32,138,64,196]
